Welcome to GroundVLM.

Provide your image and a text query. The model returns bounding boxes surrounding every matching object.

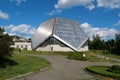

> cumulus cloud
[10,0,26,5]
[4,24,36,37]
[114,20,120,26]
[80,22,119,40]
[97,0,120,9]
[0,10,9,19]
[47,10,62,16]
[55,0,95,10]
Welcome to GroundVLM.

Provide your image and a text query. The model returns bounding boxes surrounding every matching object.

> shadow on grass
[0,57,18,68]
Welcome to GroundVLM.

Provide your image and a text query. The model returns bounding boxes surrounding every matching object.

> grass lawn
[86,66,120,79]
[91,50,120,59]
[68,53,119,63]
[16,50,119,63]
[87,56,118,63]
[0,54,51,80]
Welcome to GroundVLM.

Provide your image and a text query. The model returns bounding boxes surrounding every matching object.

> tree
[88,35,102,50]
[114,33,120,55]
[0,27,13,57]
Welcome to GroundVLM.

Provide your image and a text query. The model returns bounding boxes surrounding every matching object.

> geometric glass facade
[40,37,67,47]
[54,18,88,50]
[32,17,88,51]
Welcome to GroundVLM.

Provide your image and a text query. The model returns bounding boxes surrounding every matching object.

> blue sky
[0,0,120,40]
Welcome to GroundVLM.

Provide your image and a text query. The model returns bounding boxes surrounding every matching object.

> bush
[111,65,120,70]
[86,66,120,79]
[0,57,18,68]
[107,65,120,73]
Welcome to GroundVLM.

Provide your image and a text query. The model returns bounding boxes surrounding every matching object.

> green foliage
[0,27,16,68]
[113,34,120,55]
[0,57,18,68]
[86,66,120,79]
[19,50,118,63]
[107,65,120,74]
[88,35,102,50]
[0,27,14,57]
[90,50,120,59]
[88,33,120,55]
[67,53,88,61]
[0,54,51,80]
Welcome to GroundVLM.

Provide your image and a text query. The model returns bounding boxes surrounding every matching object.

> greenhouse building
[32,17,88,52]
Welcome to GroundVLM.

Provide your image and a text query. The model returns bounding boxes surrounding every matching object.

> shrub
[111,65,120,70]
[86,66,120,79]
[107,65,120,74]
[0,57,18,68]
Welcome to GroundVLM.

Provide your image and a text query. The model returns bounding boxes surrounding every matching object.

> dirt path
[15,54,119,80]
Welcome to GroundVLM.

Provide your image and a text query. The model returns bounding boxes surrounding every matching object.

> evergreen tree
[89,35,102,50]
[0,27,13,57]
[114,33,120,55]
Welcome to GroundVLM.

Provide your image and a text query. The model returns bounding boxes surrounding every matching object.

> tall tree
[114,33,120,55]
[0,27,13,57]
[89,35,102,50]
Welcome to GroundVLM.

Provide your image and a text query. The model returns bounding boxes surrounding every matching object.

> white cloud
[4,24,36,37]
[55,0,95,10]
[0,10,9,19]
[97,0,120,9]
[80,22,91,28]
[10,0,26,5]
[114,20,120,26]
[80,22,119,40]
[47,10,62,16]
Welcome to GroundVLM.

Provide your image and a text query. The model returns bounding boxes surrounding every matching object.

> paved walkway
[94,54,120,62]
[15,54,119,80]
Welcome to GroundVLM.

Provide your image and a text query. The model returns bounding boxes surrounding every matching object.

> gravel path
[15,54,119,80]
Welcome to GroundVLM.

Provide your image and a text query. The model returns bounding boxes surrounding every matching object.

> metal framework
[32,17,88,51]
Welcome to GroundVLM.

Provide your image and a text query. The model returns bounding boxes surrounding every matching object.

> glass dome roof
[32,17,88,51]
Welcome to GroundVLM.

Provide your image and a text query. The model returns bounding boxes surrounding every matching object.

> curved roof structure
[32,17,88,51]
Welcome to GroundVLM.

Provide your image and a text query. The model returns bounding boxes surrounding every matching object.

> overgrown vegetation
[88,34,120,55]
[86,65,120,79]
[0,54,51,80]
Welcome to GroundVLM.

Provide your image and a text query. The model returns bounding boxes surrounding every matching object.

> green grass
[86,66,120,79]
[15,50,71,55]
[0,54,51,80]
[17,50,119,63]
[91,50,120,59]
[87,56,118,63]
[67,52,88,61]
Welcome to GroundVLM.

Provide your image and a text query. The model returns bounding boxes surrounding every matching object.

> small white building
[11,36,32,50]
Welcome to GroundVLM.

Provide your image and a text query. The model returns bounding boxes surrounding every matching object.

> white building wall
[36,44,73,51]
[36,44,89,52]
[79,46,89,52]
[11,42,32,50]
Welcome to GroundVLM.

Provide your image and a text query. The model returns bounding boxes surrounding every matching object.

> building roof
[12,36,31,42]
[32,17,88,51]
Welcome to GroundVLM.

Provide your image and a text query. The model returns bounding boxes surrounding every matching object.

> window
[17,45,19,48]
[25,45,27,48]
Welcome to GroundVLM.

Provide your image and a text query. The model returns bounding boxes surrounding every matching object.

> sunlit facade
[32,17,88,52]
[11,36,32,50]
